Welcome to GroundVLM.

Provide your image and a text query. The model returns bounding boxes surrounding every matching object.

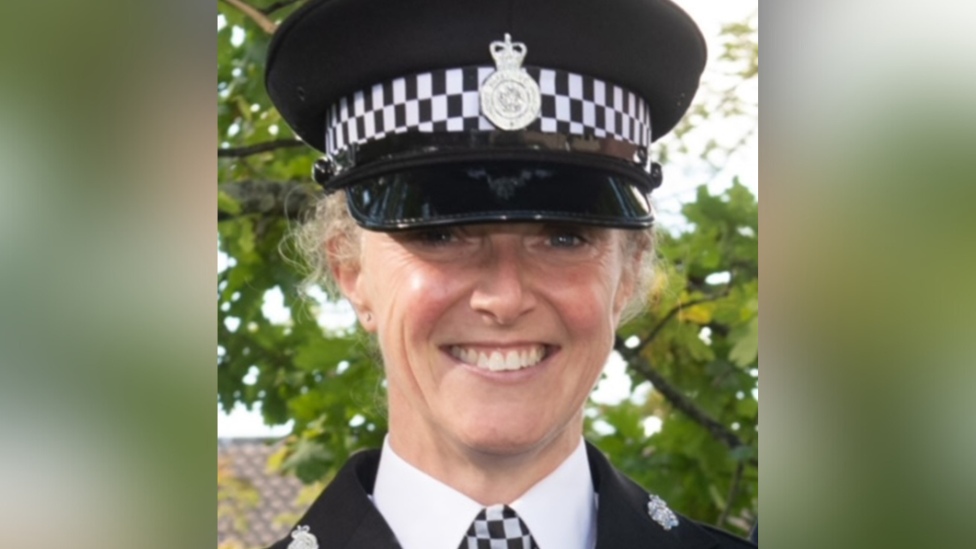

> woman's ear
[327,239,377,332]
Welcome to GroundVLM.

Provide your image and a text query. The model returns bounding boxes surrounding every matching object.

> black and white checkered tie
[458,504,540,549]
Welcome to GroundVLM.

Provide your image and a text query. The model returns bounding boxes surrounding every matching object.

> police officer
[263,1,756,548]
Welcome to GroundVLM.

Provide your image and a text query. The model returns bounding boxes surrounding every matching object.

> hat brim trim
[343,158,655,231]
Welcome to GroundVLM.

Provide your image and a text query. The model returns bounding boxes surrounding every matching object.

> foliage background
[217,0,758,545]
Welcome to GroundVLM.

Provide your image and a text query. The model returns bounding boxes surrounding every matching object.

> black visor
[344,160,655,231]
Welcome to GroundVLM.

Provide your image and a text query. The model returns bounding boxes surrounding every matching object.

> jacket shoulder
[586,442,756,549]
[261,449,394,549]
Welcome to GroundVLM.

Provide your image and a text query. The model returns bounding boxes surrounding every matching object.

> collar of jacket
[271,442,737,549]
[584,442,719,549]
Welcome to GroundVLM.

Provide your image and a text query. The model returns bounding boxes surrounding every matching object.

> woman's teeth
[449,346,547,371]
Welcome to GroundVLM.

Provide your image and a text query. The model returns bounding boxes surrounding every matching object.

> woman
[264,0,756,547]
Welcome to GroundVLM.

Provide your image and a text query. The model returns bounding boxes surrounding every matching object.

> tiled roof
[218,438,307,549]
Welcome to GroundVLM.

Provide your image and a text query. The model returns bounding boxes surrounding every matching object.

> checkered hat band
[459,505,539,549]
[325,67,652,157]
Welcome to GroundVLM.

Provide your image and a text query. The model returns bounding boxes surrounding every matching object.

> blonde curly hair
[293,191,657,325]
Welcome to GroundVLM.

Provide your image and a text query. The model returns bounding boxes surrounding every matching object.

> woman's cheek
[389,265,465,329]
[554,272,618,325]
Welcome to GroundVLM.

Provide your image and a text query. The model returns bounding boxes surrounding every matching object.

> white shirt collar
[509,439,597,549]
[372,437,596,549]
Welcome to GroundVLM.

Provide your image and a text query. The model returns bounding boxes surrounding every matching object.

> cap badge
[287,525,319,549]
[480,34,542,131]
[647,494,680,531]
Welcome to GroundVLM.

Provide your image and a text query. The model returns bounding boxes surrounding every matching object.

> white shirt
[372,437,597,549]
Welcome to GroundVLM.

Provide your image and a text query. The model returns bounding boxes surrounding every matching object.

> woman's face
[337,223,636,457]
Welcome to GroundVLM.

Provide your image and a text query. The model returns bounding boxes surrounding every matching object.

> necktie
[458,504,540,549]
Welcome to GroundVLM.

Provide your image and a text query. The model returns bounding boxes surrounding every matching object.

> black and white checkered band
[460,505,539,549]
[325,67,652,159]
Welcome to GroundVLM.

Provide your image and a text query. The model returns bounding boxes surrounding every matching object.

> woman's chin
[463,438,541,457]
[452,422,552,457]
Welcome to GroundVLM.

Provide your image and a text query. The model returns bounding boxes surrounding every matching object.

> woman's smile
[446,343,553,372]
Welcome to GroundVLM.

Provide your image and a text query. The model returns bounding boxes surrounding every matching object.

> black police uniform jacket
[267,442,755,549]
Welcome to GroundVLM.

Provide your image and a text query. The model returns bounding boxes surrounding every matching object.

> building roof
[218,438,308,548]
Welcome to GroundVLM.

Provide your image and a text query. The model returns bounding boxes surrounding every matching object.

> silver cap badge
[648,494,680,531]
[287,525,319,549]
[480,34,542,131]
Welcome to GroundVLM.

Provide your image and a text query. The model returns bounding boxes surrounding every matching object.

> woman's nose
[468,243,538,325]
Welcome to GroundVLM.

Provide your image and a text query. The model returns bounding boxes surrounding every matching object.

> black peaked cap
[266,0,707,152]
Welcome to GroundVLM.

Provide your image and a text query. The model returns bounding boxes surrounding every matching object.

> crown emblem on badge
[287,525,319,549]
[490,33,528,70]
[480,34,542,131]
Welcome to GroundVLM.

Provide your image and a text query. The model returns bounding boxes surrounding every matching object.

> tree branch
[218,180,321,221]
[219,0,278,34]
[218,139,305,158]
[261,0,303,14]
[633,291,730,355]
[716,461,745,527]
[616,337,757,468]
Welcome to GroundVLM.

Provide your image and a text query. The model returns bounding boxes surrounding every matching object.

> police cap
[266,0,706,230]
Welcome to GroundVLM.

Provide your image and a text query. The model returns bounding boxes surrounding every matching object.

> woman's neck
[387,416,582,505]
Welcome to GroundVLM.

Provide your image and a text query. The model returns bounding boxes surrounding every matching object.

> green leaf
[729,317,759,367]
[218,190,241,215]
[238,219,256,254]
[736,397,759,419]
[294,337,355,373]
[282,439,334,483]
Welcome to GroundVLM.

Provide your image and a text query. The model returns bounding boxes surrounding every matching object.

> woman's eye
[413,229,456,246]
[548,233,585,248]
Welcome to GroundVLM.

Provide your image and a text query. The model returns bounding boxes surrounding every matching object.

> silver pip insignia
[480,34,542,131]
[287,525,319,549]
[647,494,680,531]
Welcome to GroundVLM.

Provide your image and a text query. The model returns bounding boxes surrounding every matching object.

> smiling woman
[326,217,641,503]
[260,0,756,548]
